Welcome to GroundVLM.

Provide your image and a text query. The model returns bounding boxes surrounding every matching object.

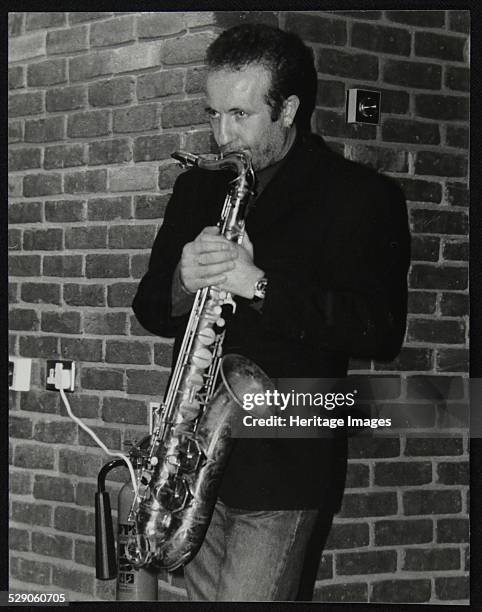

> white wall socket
[9,357,32,392]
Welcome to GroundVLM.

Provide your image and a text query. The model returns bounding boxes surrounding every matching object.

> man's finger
[198,251,237,265]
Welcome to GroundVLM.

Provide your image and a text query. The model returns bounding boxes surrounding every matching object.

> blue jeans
[183,499,319,601]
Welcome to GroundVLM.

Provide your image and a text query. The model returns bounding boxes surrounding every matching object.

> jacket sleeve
[259,174,411,361]
[132,171,195,337]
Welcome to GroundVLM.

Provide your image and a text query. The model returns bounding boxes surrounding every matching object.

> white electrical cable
[59,387,138,496]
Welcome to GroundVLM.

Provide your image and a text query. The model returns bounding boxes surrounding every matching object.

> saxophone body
[126,150,273,571]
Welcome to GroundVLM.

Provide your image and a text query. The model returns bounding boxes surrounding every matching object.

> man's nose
[216,115,234,148]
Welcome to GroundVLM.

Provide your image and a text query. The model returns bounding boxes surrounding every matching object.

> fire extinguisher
[95,455,158,600]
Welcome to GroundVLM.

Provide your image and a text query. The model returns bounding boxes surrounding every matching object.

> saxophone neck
[172,150,255,193]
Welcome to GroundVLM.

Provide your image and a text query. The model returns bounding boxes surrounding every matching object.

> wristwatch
[253,276,268,301]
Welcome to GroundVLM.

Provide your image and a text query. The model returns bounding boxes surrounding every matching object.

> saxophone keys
[197,327,216,345]
[192,347,213,368]
[216,317,225,328]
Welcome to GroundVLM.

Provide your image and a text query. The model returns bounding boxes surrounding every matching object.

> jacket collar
[245,131,334,236]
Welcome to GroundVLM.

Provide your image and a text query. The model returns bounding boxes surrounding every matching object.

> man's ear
[281,95,300,128]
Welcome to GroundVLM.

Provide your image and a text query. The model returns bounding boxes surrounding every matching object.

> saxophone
[125,150,274,572]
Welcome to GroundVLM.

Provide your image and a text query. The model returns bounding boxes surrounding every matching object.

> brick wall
[8,11,469,603]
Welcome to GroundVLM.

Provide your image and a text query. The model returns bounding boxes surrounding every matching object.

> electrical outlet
[46,360,75,392]
[8,357,32,391]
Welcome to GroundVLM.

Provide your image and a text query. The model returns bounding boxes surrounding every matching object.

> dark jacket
[132,132,411,510]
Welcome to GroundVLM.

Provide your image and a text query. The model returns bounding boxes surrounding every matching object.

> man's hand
[180,226,264,299]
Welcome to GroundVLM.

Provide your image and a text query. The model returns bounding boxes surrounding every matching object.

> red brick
[134,194,169,219]
[65,169,107,194]
[316,48,378,80]
[45,199,85,223]
[80,367,124,391]
[339,492,398,518]
[316,110,377,140]
[446,66,469,92]
[383,59,442,90]
[411,209,468,236]
[23,173,62,197]
[25,12,66,30]
[448,11,470,33]
[352,22,410,55]
[415,94,469,121]
[8,66,25,90]
[10,557,52,586]
[8,308,39,331]
[437,461,468,485]
[25,116,65,142]
[415,151,468,178]
[9,13,24,37]
[41,311,82,334]
[446,126,469,149]
[27,59,67,87]
[18,335,59,358]
[436,348,468,373]
[336,550,397,575]
[85,253,130,278]
[54,505,95,535]
[161,33,214,65]
[415,31,467,61]
[58,449,102,478]
[65,226,107,249]
[9,92,43,117]
[133,133,180,163]
[14,443,55,469]
[63,284,105,307]
[67,110,110,138]
[107,282,138,307]
[374,461,432,486]
[69,50,113,82]
[20,390,59,414]
[87,196,132,220]
[47,25,88,54]
[43,255,83,277]
[11,500,52,526]
[137,70,184,101]
[386,10,445,27]
[9,256,41,280]
[20,282,61,305]
[372,579,431,603]
[113,104,159,133]
[440,293,468,317]
[8,147,41,171]
[344,144,407,172]
[61,337,103,362]
[9,527,30,552]
[404,547,459,571]
[348,437,400,459]
[90,15,134,47]
[137,13,185,38]
[32,532,72,560]
[46,85,86,112]
[382,118,439,145]
[78,425,122,450]
[8,201,42,224]
[23,228,63,251]
[405,437,463,457]
[102,397,147,425]
[105,340,151,364]
[154,343,174,368]
[8,120,23,144]
[44,144,85,170]
[314,582,367,603]
[59,394,99,419]
[83,311,127,334]
[33,475,75,503]
[126,368,170,395]
[436,517,469,543]
[435,576,468,601]
[446,182,468,207]
[9,416,33,439]
[89,76,135,107]
[108,225,157,249]
[69,12,112,24]
[285,12,346,45]
[88,138,131,166]
[33,420,77,444]
[410,265,467,292]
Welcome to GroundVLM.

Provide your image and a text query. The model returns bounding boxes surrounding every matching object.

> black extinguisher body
[116,479,158,600]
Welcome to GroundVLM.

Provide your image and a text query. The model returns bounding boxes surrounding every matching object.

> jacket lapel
[246,132,334,237]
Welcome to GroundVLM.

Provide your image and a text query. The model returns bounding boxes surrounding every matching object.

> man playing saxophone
[133,23,410,601]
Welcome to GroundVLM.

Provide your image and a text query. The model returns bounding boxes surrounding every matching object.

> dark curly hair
[206,24,317,132]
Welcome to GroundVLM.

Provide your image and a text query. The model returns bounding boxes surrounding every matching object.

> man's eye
[206,109,219,119]
[235,111,247,119]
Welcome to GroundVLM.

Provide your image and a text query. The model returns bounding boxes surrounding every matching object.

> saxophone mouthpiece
[171,151,199,168]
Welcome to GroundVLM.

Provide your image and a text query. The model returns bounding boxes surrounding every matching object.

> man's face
[205,64,292,171]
